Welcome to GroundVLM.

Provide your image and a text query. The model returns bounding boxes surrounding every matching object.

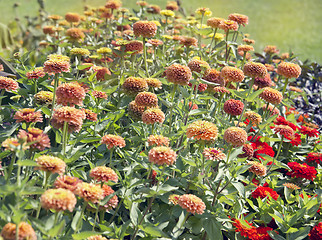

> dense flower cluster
[286,162,317,180]
[186,120,218,141]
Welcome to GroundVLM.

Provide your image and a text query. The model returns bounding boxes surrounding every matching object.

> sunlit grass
[0,0,320,62]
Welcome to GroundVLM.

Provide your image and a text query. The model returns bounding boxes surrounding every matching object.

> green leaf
[77,64,93,70]
[17,159,37,167]
[48,219,65,237]
[72,231,100,240]
[268,231,286,240]
[172,211,186,238]
[202,217,222,240]
[246,88,265,102]
[289,227,310,240]
[139,222,168,237]
[130,202,140,225]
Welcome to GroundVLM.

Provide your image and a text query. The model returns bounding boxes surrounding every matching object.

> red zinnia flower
[286,162,317,180]
[274,116,298,131]
[306,152,322,165]
[300,126,319,138]
[251,226,274,240]
[285,133,301,146]
[232,218,255,238]
[251,186,279,200]
[248,136,275,160]
[309,222,322,240]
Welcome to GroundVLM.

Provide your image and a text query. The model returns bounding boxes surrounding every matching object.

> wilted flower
[90,166,118,183]
[223,99,244,116]
[178,194,206,215]
[35,155,66,175]
[56,82,86,106]
[14,108,43,123]
[75,182,104,203]
[1,222,37,240]
[148,146,176,165]
[224,127,247,147]
[0,76,19,91]
[186,120,218,141]
[101,134,126,149]
[203,148,226,161]
[147,135,169,146]
[142,108,165,124]
[166,63,192,85]
[40,188,77,212]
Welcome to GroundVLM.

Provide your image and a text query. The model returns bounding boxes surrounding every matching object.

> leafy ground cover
[0,0,321,239]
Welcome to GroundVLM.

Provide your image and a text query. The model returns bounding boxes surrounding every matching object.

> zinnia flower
[51,106,86,133]
[148,146,176,165]
[286,162,317,180]
[65,12,80,22]
[40,188,77,212]
[166,63,192,85]
[17,128,50,151]
[35,155,66,175]
[203,68,225,86]
[306,152,322,165]
[105,0,121,9]
[1,222,37,240]
[75,182,104,203]
[179,36,198,47]
[101,134,126,149]
[238,144,254,159]
[145,78,162,88]
[26,67,46,79]
[223,99,244,116]
[66,28,85,41]
[2,138,28,151]
[100,185,118,211]
[92,90,107,99]
[264,45,279,54]
[299,126,319,138]
[133,21,157,38]
[309,222,322,240]
[274,116,298,131]
[125,40,143,54]
[285,133,302,146]
[122,77,148,95]
[169,194,180,205]
[247,161,267,176]
[135,92,158,107]
[147,135,169,146]
[232,218,255,238]
[221,66,244,83]
[54,175,83,193]
[259,87,283,105]
[186,120,218,141]
[277,62,301,79]
[142,108,165,124]
[82,109,97,122]
[224,127,247,147]
[56,82,86,106]
[207,17,224,28]
[273,125,294,138]
[218,20,238,32]
[243,62,268,78]
[0,77,19,91]
[244,111,262,126]
[14,108,43,123]
[195,7,212,16]
[254,74,272,88]
[178,194,206,215]
[228,13,248,26]
[90,166,118,183]
[87,235,108,240]
[249,136,275,160]
[262,104,280,116]
[128,100,147,120]
[283,183,300,190]
[188,59,210,73]
[92,66,111,81]
[70,48,90,56]
[203,148,226,161]
[34,91,53,106]
[251,186,279,200]
[44,58,70,74]
[166,1,178,11]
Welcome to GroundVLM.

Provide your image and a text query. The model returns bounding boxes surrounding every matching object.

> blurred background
[0,0,321,62]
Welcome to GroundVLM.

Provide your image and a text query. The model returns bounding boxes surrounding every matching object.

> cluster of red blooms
[251,185,279,200]
[248,136,275,161]
[309,222,322,240]
[233,218,274,240]
[299,126,320,138]
[306,153,322,165]
[286,162,317,180]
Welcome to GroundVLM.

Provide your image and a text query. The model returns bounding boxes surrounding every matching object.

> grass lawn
[0,0,321,62]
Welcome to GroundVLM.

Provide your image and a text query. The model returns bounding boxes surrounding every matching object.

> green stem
[76,201,88,233]
[167,84,178,134]
[142,37,150,77]
[109,148,114,166]
[213,92,225,116]
[6,154,16,183]
[209,28,217,53]
[36,171,50,218]
[0,89,5,108]
[62,121,68,156]
[225,30,230,63]
[226,145,233,164]
[50,74,59,118]
[267,136,284,174]
[48,212,60,240]
[107,198,124,225]
[282,78,289,96]
[236,78,254,126]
